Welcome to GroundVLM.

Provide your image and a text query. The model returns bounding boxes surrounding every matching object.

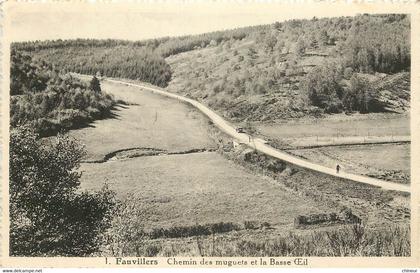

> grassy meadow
[254,113,409,146]
[80,152,329,230]
[78,80,331,232]
[70,81,216,162]
[288,143,410,184]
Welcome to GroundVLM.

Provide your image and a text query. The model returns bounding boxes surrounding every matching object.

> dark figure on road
[336,164,341,174]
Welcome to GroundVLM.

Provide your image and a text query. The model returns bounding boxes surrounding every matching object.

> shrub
[342,75,382,113]
[343,67,354,80]
[243,221,259,230]
[148,222,240,239]
[301,63,344,113]
[185,225,410,257]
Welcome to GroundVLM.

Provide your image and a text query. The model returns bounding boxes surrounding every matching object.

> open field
[69,81,216,162]
[288,143,410,184]
[80,152,330,231]
[252,113,410,183]
[254,113,410,148]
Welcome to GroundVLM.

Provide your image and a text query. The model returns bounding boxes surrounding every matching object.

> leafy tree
[317,30,329,47]
[301,63,344,113]
[10,126,116,256]
[343,75,382,113]
[345,15,409,73]
[10,49,49,95]
[294,37,306,56]
[263,35,277,53]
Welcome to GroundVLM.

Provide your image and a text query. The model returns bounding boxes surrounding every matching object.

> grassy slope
[80,152,329,230]
[166,37,410,124]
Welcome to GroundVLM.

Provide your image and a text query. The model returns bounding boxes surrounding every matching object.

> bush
[89,76,101,92]
[342,75,382,113]
[343,67,354,80]
[10,127,116,256]
[243,221,259,230]
[301,63,344,112]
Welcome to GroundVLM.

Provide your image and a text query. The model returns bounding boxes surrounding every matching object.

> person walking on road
[336,164,341,174]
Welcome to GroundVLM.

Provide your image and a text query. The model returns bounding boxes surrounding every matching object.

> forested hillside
[13,14,410,123]
[12,26,255,87]
[10,50,115,136]
[167,14,410,121]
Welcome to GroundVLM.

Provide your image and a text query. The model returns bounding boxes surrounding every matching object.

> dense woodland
[10,50,115,136]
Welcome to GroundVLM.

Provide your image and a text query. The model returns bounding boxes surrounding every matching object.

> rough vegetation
[109,224,410,257]
[11,26,254,87]
[207,124,410,228]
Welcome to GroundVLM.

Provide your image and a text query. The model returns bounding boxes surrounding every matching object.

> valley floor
[75,78,409,256]
[78,80,331,232]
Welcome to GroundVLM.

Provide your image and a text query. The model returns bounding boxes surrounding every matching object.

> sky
[6,2,366,42]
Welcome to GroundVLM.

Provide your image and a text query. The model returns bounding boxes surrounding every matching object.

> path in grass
[70,80,216,162]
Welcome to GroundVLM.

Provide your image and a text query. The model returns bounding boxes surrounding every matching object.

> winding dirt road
[106,78,411,193]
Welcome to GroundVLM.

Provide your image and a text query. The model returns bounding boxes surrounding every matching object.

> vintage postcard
[0,0,419,269]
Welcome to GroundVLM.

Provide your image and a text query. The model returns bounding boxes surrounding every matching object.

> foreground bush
[10,127,116,256]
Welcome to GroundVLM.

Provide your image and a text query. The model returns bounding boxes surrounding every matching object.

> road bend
[106,78,411,193]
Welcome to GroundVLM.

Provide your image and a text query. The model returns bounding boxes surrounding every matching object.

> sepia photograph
[1,1,419,268]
